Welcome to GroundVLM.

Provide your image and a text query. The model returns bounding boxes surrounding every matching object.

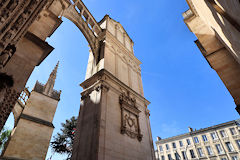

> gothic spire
[43,61,59,96]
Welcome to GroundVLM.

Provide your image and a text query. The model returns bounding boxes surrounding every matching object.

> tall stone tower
[72,15,155,160]
[2,62,61,160]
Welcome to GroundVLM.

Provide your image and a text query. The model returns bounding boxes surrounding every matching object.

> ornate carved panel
[0,0,50,69]
[119,91,142,141]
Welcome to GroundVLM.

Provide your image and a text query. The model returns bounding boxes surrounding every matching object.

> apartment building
[155,120,240,160]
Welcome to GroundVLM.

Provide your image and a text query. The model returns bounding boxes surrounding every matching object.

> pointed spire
[43,61,59,96]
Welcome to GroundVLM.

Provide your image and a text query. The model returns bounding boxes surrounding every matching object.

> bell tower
[72,16,155,160]
[2,62,61,160]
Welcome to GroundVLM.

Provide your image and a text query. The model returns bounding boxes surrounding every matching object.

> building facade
[183,0,240,114]
[156,120,240,160]
[1,62,61,160]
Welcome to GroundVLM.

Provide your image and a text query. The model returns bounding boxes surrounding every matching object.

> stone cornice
[80,69,150,106]
[156,120,237,144]
[20,113,54,128]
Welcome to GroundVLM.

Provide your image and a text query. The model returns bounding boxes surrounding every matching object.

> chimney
[188,127,193,132]
[156,136,161,141]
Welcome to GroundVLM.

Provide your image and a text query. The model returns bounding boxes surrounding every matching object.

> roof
[156,119,239,144]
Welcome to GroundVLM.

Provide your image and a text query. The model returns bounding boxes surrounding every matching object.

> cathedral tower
[2,62,61,160]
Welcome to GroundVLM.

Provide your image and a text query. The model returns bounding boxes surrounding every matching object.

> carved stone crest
[119,91,142,141]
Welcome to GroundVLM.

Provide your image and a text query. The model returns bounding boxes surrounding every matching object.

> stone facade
[183,0,240,114]
[0,0,155,159]
[1,63,61,160]
[155,120,240,160]
[71,16,155,160]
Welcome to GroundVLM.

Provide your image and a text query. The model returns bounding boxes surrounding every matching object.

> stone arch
[60,0,104,59]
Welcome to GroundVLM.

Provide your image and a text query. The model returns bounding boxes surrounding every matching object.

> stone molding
[80,69,150,106]
[24,32,54,66]
[20,113,54,128]
[156,120,237,144]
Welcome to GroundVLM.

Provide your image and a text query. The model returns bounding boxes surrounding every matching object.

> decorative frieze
[119,91,142,141]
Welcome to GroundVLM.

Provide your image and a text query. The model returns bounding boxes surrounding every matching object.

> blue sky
[5,0,239,159]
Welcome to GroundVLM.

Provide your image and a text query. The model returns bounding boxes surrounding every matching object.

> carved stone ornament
[0,44,16,69]
[0,0,50,54]
[119,91,142,141]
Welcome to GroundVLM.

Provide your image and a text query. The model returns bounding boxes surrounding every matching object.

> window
[202,135,208,142]
[174,152,180,160]
[159,146,163,152]
[232,156,238,160]
[221,158,227,160]
[167,154,172,160]
[215,144,224,154]
[194,137,199,143]
[179,141,183,147]
[225,142,234,152]
[181,151,187,160]
[211,132,218,140]
[172,142,176,148]
[186,139,191,145]
[220,130,227,138]
[230,128,237,135]
[236,139,240,149]
[166,144,169,150]
[197,148,204,157]
[161,155,165,160]
[206,146,214,155]
[189,149,196,158]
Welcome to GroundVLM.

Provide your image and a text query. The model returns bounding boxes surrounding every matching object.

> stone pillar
[72,16,155,160]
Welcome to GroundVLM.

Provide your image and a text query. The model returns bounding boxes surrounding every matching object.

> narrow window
[220,130,227,138]
[186,139,191,145]
[210,132,218,140]
[235,139,240,149]
[172,142,176,148]
[179,140,183,147]
[167,154,172,160]
[159,146,163,152]
[225,142,234,152]
[194,137,199,143]
[215,144,224,154]
[181,151,187,160]
[202,135,208,142]
[221,158,227,160]
[230,128,237,135]
[174,152,180,160]
[206,146,214,155]
[189,149,196,158]
[197,148,204,157]
[161,155,165,160]
[166,144,169,150]
[232,156,238,160]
